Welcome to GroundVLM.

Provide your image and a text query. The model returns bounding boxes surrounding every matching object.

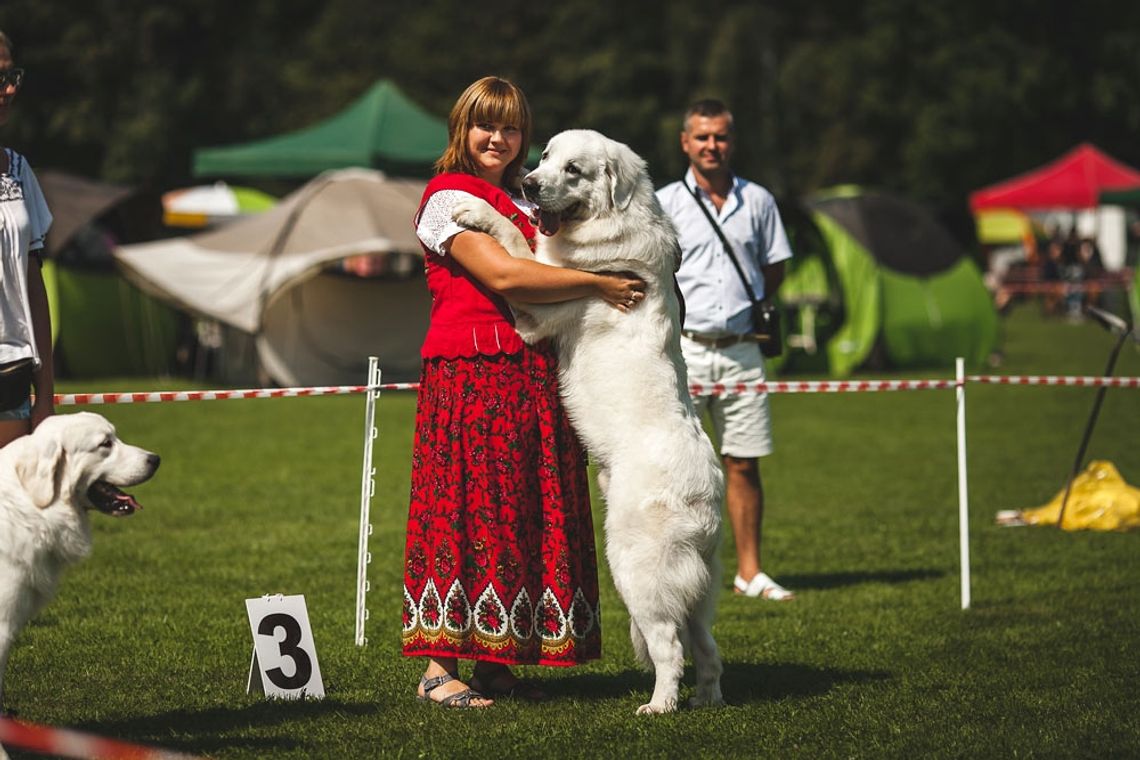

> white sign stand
[245,594,325,699]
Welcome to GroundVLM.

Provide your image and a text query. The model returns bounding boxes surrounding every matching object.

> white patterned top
[415,189,472,255]
[0,148,54,367]
[416,188,536,255]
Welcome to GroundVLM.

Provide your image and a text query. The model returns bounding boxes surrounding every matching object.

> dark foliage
[3,0,1139,211]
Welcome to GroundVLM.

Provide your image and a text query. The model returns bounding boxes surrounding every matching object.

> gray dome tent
[114,169,429,385]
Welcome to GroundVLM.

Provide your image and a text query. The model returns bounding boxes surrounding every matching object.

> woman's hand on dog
[596,271,646,312]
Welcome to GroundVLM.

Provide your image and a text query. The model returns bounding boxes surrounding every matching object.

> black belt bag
[0,358,35,412]
[686,184,783,358]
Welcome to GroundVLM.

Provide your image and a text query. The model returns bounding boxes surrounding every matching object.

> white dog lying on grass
[453,129,725,714]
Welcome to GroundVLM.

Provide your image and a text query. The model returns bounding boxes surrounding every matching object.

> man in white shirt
[657,99,795,600]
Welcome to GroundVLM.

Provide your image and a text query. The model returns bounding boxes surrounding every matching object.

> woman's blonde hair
[435,76,532,190]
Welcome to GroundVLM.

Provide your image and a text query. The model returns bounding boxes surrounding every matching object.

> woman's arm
[447,230,645,308]
[26,252,54,428]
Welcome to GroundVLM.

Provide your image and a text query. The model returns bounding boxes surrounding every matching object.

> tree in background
[3,0,1139,219]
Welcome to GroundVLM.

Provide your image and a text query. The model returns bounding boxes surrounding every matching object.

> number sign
[245,594,325,699]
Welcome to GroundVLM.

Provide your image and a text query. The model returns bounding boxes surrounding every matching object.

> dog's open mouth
[536,202,582,236]
[88,481,143,517]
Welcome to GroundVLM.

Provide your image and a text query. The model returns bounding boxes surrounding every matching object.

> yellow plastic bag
[1006,461,1140,531]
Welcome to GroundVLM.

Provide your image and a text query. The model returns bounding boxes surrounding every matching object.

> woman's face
[0,44,16,126]
[466,120,522,185]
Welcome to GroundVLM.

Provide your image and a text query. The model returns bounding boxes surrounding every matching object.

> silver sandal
[415,673,490,708]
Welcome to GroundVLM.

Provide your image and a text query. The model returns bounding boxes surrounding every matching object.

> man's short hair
[683,99,734,132]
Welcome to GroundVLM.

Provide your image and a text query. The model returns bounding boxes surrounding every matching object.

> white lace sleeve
[416,189,476,256]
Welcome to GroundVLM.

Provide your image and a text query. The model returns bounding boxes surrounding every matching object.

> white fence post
[355,358,381,646]
[956,357,971,610]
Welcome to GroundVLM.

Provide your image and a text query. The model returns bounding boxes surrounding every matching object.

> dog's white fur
[0,412,159,706]
[453,129,725,713]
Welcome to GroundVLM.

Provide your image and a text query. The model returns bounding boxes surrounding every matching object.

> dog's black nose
[522,175,539,197]
[148,453,161,471]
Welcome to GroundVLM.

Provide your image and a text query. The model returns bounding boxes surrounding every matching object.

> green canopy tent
[777,186,999,376]
[194,79,539,179]
[194,80,447,178]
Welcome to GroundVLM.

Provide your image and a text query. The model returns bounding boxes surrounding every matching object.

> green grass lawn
[4,303,1140,759]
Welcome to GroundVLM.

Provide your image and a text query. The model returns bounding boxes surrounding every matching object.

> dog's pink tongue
[113,491,142,516]
[538,209,561,236]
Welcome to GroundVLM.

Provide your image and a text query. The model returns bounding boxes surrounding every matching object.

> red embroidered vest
[416,173,537,359]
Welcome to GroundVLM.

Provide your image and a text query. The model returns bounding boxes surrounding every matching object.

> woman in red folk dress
[402,76,646,708]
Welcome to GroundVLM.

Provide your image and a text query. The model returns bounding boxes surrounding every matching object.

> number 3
[258,613,314,690]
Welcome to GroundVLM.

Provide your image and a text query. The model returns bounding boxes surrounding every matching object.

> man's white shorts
[681,336,773,459]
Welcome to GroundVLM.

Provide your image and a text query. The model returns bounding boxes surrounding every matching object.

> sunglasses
[0,69,25,89]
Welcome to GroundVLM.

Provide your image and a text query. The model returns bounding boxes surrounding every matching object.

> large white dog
[453,129,725,713]
[0,412,160,707]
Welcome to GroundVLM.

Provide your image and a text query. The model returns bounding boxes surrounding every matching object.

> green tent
[38,170,181,377]
[51,263,180,377]
[1132,268,1140,325]
[1099,186,1140,207]
[195,79,541,179]
[194,79,450,178]
[778,186,999,376]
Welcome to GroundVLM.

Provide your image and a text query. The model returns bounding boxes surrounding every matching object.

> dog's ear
[606,146,643,211]
[13,434,64,509]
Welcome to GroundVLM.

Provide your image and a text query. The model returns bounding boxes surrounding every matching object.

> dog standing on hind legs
[453,129,725,713]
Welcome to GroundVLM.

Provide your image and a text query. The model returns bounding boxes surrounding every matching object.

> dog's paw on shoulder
[451,197,497,232]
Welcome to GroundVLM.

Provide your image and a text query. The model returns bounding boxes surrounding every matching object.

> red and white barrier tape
[690,379,957,395]
[50,375,1140,406]
[967,375,1140,388]
[0,717,199,760]
[55,384,385,406]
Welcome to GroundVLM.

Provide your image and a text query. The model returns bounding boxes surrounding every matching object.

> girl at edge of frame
[0,28,55,449]
[401,76,646,707]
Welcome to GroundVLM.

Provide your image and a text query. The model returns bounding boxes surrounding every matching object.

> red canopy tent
[969,143,1140,211]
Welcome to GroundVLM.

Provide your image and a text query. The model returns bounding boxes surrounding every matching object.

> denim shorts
[0,398,32,421]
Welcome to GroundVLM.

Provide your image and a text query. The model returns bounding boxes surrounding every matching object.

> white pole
[355,358,381,646]
[956,357,971,610]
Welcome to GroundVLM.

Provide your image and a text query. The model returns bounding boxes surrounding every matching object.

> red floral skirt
[401,346,601,666]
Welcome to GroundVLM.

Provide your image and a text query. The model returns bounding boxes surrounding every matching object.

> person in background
[1059,228,1086,319]
[0,29,54,448]
[657,98,795,601]
[401,76,646,707]
[1078,237,1105,309]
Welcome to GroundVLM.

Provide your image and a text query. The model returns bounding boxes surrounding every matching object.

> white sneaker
[734,572,795,601]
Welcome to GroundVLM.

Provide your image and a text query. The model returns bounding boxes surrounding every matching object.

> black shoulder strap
[686,181,759,302]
